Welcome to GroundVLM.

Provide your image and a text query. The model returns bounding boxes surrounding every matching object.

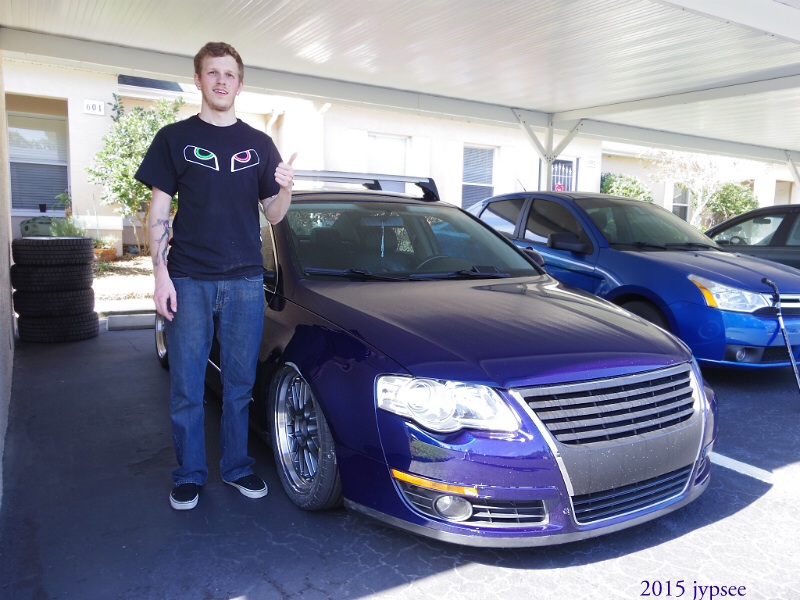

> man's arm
[262,152,297,224]
[149,188,177,320]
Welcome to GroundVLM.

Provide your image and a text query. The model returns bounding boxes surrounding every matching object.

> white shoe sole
[225,479,268,499]
[170,492,199,510]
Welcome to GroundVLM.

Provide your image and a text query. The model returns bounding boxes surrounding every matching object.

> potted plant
[93,235,118,262]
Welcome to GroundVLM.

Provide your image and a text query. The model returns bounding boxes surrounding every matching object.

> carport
[2,1,800,596]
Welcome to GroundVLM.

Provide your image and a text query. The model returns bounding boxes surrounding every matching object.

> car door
[763,210,800,269]
[515,196,603,293]
[707,209,793,265]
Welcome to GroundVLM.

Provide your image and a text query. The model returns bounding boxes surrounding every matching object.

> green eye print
[194,148,214,160]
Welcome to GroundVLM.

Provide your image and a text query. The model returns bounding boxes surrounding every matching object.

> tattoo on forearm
[154,219,170,266]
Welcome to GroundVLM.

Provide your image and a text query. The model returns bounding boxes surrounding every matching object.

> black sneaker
[170,483,200,510]
[224,474,268,499]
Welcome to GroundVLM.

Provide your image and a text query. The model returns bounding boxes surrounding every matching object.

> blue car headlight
[689,274,771,313]
[376,375,519,433]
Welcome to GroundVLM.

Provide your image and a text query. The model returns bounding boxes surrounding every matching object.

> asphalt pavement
[1,325,799,600]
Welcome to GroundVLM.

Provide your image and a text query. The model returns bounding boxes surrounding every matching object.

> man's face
[194,55,243,113]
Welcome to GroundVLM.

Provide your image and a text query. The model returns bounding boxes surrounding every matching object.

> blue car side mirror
[547,232,588,253]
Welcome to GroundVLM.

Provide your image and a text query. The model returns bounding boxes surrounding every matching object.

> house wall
[321,104,604,204]
[4,59,122,246]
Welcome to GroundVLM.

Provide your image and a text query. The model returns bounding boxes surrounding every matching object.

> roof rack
[293,170,439,202]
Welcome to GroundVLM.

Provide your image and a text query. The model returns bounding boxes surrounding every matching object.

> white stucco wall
[4,59,122,243]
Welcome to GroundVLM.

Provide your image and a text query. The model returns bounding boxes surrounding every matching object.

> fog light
[433,495,473,522]
[735,348,747,361]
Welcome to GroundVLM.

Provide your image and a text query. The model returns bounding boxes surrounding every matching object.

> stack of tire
[10,237,99,343]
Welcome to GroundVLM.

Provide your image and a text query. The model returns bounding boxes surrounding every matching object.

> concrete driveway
[1,326,798,599]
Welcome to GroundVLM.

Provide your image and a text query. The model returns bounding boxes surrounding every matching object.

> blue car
[470,191,800,369]
[156,173,716,547]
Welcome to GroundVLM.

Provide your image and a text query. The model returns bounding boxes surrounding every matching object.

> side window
[478,199,524,237]
[525,199,589,246]
[710,214,784,247]
[785,217,800,246]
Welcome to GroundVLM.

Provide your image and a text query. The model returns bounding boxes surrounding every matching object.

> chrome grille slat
[531,375,690,410]
[520,363,696,445]
[542,391,692,425]
[553,408,696,443]
[572,466,692,524]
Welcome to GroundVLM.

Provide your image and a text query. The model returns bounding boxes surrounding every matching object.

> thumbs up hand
[275,152,297,191]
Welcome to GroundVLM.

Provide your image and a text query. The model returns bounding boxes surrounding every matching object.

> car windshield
[286,200,540,279]
[577,197,722,250]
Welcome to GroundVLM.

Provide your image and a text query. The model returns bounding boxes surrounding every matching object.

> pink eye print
[231,148,260,172]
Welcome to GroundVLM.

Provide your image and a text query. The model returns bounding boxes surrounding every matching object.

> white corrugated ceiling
[3,0,800,163]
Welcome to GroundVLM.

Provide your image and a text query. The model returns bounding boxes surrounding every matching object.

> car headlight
[376,375,519,433]
[689,274,771,313]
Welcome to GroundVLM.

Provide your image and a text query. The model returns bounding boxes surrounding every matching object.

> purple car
[156,172,717,547]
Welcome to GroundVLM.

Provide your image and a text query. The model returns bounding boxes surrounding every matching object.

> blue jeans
[166,276,264,486]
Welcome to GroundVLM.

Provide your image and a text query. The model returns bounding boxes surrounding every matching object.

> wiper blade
[665,242,721,250]
[615,241,669,250]
[410,269,511,280]
[303,267,407,281]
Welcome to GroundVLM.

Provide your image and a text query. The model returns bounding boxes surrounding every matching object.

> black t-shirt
[135,115,282,279]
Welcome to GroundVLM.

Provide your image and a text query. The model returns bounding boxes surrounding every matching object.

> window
[672,186,690,221]
[525,199,588,247]
[551,159,574,191]
[8,114,69,212]
[462,146,494,208]
[477,198,525,237]
[710,214,785,247]
[368,133,407,192]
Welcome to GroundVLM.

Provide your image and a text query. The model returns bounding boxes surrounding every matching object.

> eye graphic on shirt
[183,145,219,171]
[231,149,260,172]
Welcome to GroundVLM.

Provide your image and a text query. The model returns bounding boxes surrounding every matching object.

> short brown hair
[193,42,244,81]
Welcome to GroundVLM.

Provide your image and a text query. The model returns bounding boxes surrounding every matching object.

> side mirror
[547,231,588,253]
[524,249,545,266]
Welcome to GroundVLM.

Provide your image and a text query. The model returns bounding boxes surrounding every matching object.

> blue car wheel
[269,364,342,510]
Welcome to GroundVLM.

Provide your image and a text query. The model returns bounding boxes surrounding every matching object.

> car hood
[292,275,690,389]
[623,248,800,292]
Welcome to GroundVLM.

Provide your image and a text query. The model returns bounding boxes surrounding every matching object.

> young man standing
[136,42,296,510]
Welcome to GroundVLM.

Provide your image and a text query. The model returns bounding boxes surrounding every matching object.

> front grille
[572,465,692,524]
[754,293,800,317]
[761,345,793,363]
[397,482,547,528]
[520,363,696,445]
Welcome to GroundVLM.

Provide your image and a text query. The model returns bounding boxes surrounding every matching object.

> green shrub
[600,172,653,202]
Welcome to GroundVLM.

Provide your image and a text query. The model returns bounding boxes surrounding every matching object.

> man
[136,42,295,510]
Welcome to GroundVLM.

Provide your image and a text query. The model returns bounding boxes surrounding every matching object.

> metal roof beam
[574,120,792,163]
[0,28,523,126]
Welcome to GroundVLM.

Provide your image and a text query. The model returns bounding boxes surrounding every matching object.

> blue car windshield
[286,200,541,278]
[577,197,722,249]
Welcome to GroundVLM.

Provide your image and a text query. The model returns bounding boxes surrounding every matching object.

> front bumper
[671,301,800,368]
[346,365,716,547]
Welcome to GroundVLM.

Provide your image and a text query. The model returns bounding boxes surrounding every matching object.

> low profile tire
[620,300,670,332]
[12,236,94,265]
[10,263,94,292]
[155,313,169,369]
[13,288,95,317]
[17,312,99,343]
[269,364,342,510]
